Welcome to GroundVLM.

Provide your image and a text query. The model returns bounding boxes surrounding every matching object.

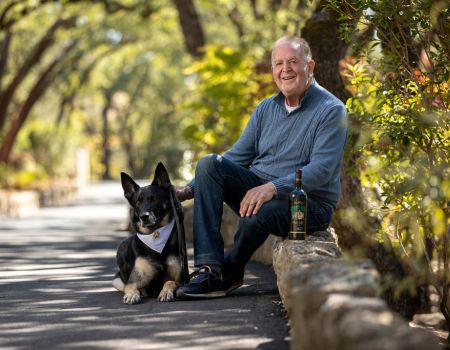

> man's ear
[121,172,140,200]
[152,162,171,189]
[307,59,315,78]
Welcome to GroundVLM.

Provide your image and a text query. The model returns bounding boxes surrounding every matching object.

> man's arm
[175,185,193,202]
[222,108,259,167]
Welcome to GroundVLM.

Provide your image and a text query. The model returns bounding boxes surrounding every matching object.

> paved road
[0,182,289,350]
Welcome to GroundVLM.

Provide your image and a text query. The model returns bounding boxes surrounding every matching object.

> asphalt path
[0,182,289,350]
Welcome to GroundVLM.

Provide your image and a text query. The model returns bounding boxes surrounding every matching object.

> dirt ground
[410,289,449,348]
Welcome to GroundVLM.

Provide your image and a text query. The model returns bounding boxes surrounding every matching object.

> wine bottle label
[289,198,306,239]
[291,205,305,219]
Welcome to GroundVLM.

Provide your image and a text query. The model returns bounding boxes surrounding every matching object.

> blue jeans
[192,154,333,275]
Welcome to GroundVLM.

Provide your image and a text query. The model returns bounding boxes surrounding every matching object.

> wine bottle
[289,169,307,240]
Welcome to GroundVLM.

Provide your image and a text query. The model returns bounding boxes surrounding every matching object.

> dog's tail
[112,272,125,292]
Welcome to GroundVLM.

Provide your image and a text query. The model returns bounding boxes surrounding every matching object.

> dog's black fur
[112,163,182,304]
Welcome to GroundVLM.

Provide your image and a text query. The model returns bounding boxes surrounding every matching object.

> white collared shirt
[285,98,300,113]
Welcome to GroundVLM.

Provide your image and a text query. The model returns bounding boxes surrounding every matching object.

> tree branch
[0,0,24,30]
[249,0,262,20]
[0,29,12,92]
[56,47,115,124]
[172,0,206,58]
[0,0,56,31]
[228,5,244,41]
[0,15,78,132]
[0,39,78,163]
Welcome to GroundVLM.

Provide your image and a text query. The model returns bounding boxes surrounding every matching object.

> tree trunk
[0,16,77,132]
[101,92,113,180]
[301,1,370,247]
[172,0,205,58]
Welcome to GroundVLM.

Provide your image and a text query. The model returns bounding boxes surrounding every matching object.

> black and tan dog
[112,163,183,304]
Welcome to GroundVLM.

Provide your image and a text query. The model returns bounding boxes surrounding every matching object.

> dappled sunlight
[0,182,288,349]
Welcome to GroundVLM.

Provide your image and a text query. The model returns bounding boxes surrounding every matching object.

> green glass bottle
[289,169,307,240]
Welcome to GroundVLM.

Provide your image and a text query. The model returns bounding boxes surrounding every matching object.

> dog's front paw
[157,289,174,302]
[123,292,141,304]
[158,281,177,302]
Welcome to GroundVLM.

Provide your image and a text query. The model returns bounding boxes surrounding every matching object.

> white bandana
[137,219,175,253]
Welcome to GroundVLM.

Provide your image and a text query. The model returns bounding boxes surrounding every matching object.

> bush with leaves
[181,45,273,159]
[0,118,80,189]
[332,0,449,338]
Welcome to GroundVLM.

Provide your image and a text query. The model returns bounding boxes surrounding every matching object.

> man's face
[271,42,315,106]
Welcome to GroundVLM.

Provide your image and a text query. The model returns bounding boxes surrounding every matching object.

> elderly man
[176,36,348,299]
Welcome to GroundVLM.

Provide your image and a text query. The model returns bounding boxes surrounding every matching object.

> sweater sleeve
[272,103,348,198]
[222,107,259,167]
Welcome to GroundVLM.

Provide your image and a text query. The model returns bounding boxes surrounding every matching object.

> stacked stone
[272,232,441,350]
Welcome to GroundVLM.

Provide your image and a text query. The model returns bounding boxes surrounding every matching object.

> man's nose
[282,62,292,71]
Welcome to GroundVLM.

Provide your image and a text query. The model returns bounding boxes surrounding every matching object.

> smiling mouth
[282,76,295,80]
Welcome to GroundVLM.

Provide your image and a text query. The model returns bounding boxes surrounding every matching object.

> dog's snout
[140,212,157,226]
[140,212,149,219]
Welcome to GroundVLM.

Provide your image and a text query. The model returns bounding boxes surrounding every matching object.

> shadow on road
[0,182,289,350]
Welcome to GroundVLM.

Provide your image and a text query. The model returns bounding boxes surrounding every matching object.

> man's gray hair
[271,36,313,63]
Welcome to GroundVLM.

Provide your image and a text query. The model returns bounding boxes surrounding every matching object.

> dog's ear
[121,172,140,200]
[152,162,171,189]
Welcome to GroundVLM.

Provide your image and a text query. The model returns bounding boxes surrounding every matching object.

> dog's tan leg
[158,280,177,301]
[157,255,181,302]
[166,255,182,283]
[123,257,156,305]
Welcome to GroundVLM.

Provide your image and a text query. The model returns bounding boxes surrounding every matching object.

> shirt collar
[274,79,317,110]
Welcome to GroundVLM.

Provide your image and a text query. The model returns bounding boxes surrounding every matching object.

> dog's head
[121,162,173,234]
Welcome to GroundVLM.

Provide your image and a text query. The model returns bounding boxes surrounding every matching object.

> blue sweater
[191,81,348,209]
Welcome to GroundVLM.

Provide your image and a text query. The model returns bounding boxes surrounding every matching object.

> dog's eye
[149,195,156,202]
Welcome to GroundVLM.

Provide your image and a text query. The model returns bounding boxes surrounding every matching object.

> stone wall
[183,204,441,350]
[0,183,79,217]
[272,234,441,350]
[0,190,40,217]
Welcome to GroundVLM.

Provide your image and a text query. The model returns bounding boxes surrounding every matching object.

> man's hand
[175,186,193,202]
[239,182,277,217]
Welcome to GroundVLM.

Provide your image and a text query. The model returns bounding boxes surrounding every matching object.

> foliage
[333,0,449,331]
[181,44,273,159]
[0,117,81,189]
[0,0,318,186]
[84,5,189,180]
[0,0,191,183]
[344,59,449,258]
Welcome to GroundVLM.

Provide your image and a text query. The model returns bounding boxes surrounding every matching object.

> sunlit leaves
[342,37,449,288]
[181,44,272,158]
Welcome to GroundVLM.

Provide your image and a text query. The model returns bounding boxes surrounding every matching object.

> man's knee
[246,199,289,235]
[238,215,259,231]
[196,153,223,175]
[238,206,277,234]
